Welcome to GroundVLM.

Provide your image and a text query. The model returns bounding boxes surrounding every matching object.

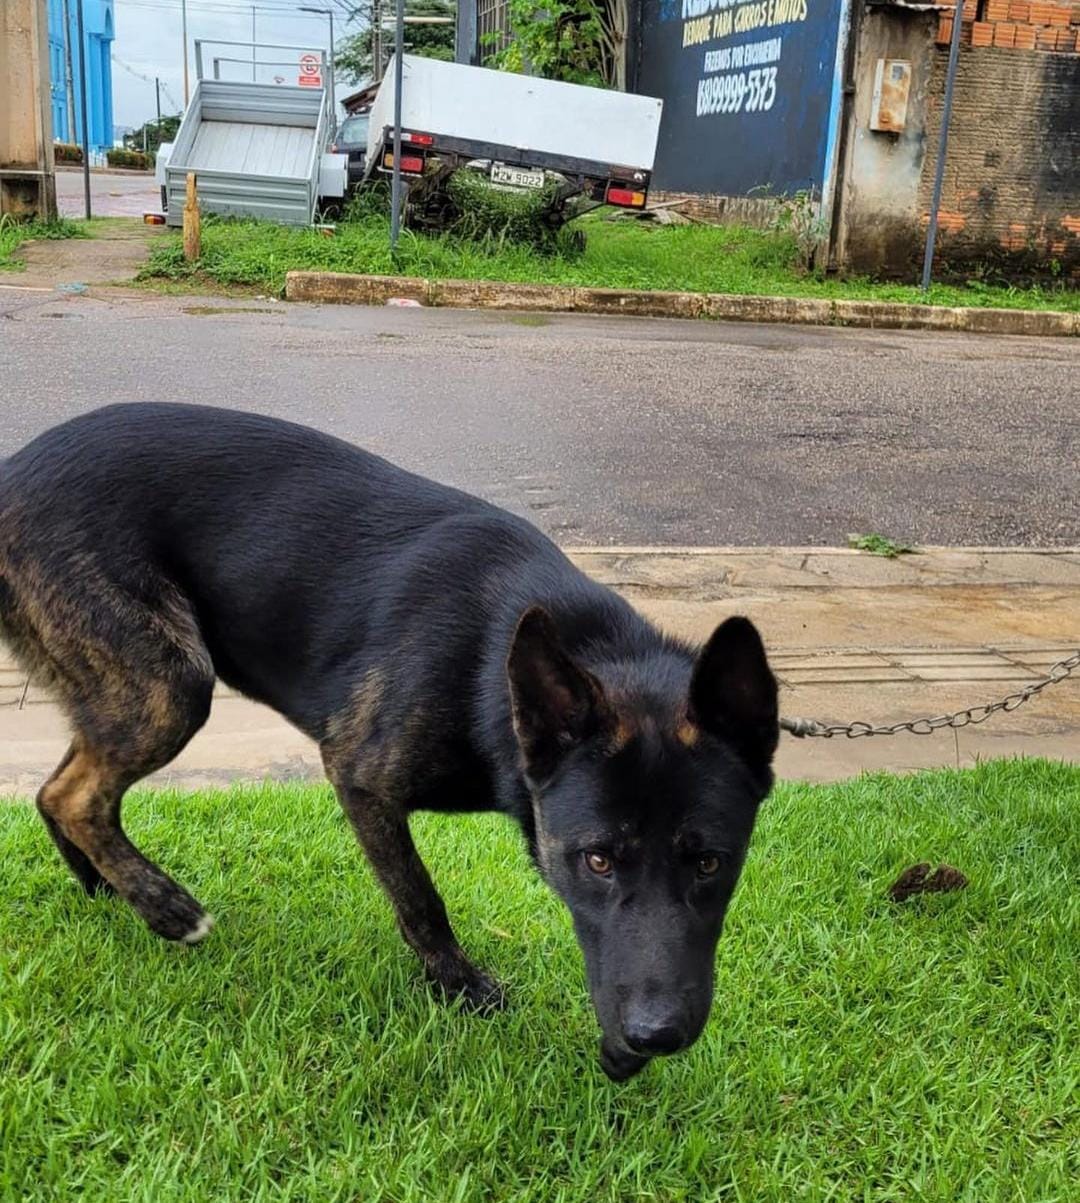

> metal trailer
[363,56,664,230]
[160,40,347,228]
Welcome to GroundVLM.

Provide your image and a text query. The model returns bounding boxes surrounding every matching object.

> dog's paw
[456,968,507,1014]
[599,1038,651,1083]
[426,953,508,1014]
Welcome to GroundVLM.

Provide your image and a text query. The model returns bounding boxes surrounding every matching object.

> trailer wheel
[160,185,168,213]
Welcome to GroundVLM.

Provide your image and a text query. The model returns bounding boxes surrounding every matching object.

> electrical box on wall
[870,59,912,133]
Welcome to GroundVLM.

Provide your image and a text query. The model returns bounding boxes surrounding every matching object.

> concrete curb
[284,271,1080,337]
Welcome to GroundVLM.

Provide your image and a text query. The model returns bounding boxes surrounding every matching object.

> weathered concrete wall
[0,0,57,218]
[838,6,1080,280]
[648,190,781,228]
[834,9,937,275]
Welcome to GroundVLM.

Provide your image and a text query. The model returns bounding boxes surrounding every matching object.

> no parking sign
[298,53,322,88]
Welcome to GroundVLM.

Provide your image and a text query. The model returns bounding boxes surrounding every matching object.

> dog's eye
[584,851,613,876]
[697,854,722,878]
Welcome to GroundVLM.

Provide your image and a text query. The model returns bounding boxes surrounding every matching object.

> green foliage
[336,0,455,86]
[141,209,1080,315]
[485,0,608,86]
[0,216,86,272]
[1,761,1078,1199]
[773,189,830,276]
[443,171,573,252]
[848,532,917,558]
[106,148,152,171]
[123,113,182,158]
[53,141,83,164]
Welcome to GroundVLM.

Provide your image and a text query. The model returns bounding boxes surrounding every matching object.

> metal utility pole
[921,7,964,291]
[182,0,190,105]
[329,8,336,130]
[252,7,257,81]
[299,7,337,136]
[389,0,404,252]
[74,0,91,217]
[156,76,162,127]
[61,0,77,141]
[373,0,384,82]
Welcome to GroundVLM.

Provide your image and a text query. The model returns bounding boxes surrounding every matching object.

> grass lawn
[140,211,1080,313]
[2,759,1077,1201]
[0,217,85,272]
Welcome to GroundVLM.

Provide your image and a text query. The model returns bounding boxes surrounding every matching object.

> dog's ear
[507,606,610,784]
[688,616,778,776]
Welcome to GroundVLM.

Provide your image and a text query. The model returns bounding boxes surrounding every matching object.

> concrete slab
[11,223,162,288]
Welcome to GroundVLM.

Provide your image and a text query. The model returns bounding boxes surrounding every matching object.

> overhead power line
[112,54,183,111]
[114,0,359,17]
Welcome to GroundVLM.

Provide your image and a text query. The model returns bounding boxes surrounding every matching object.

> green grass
[0,216,85,272]
[847,533,917,559]
[140,210,1080,312]
[2,759,1077,1201]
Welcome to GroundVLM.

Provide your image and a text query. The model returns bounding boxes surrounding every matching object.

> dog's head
[507,607,778,1081]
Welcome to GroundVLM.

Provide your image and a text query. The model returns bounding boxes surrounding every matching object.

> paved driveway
[55,167,160,218]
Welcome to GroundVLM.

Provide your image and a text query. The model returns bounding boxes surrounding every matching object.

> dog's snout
[621,1004,687,1056]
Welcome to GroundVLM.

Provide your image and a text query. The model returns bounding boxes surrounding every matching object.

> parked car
[333,113,370,188]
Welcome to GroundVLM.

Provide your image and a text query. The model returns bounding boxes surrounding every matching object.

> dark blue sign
[636,0,847,198]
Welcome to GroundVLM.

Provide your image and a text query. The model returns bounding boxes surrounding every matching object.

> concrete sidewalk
[1,547,1077,795]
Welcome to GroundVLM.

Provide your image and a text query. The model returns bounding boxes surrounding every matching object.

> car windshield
[338,115,369,144]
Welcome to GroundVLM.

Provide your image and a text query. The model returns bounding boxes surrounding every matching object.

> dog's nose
[621,1006,686,1055]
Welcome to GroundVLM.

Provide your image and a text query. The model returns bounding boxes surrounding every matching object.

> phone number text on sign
[696,66,777,116]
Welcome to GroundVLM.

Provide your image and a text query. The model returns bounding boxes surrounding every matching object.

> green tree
[485,0,629,89]
[336,0,455,87]
[123,113,182,157]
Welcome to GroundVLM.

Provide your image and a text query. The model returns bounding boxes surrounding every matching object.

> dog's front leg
[331,782,506,1012]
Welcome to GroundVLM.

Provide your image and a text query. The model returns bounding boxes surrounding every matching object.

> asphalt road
[1,288,1077,545]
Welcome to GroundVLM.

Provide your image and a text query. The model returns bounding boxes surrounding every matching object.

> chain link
[780,649,1080,739]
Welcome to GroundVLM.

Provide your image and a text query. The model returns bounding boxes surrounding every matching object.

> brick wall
[918,5,1080,278]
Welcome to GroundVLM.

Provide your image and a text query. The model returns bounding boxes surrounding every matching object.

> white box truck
[364,56,663,226]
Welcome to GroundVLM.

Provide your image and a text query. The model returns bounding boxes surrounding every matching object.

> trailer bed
[164,79,328,227]
[186,121,317,178]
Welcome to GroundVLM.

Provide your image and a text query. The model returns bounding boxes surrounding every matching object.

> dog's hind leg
[37,735,213,942]
[32,585,217,942]
[37,741,114,897]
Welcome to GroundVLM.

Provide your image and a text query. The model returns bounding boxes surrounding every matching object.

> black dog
[0,404,778,1080]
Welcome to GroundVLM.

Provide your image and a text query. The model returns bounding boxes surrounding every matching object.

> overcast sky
[111,0,362,129]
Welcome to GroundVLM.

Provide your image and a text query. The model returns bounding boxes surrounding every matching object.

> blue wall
[47,0,115,151]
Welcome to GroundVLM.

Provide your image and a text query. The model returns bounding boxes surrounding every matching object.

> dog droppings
[889,862,969,902]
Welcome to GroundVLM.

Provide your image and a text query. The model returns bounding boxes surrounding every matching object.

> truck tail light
[383,151,425,174]
[402,131,434,146]
[606,185,646,208]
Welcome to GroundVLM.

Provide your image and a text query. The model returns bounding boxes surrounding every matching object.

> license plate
[490,164,545,190]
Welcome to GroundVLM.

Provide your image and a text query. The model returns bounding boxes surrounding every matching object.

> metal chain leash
[780,649,1080,739]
